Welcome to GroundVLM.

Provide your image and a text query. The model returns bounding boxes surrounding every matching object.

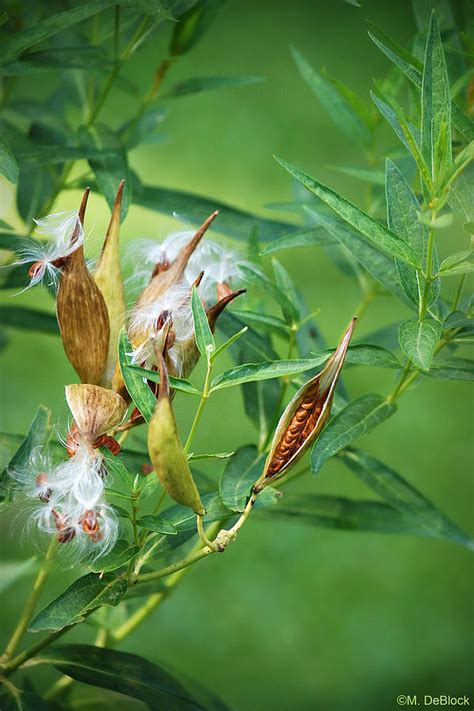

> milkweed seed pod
[94,180,126,389]
[65,383,127,452]
[56,188,110,384]
[147,351,205,514]
[254,318,356,492]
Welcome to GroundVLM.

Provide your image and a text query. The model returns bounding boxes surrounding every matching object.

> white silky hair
[49,444,105,509]
[14,210,85,288]
[8,447,53,500]
[129,231,246,300]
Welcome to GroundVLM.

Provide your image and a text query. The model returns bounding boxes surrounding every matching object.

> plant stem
[451,273,467,311]
[3,627,68,677]
[1,538,58,663]
[419,209,437,321]
[183,359,212,454]
[135,546,213,586]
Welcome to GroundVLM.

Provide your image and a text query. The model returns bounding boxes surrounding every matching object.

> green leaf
[136,515,178,535]
[398,318,442,370]
[118,329,156,423]
[219,446,277,512]
[421,12,452,185]
[0,0,115,63]
[0,47,115,77]
[311,394,396,473]
[210,355,329,392]
[0,557,39,594]
[341,449,473,549]
[0,405,51,506]
[265,493,466,541]
[260,227,335,256]
[16,165,53,227]
[314,344,401,369]
[0,133,18,183]
[188,452,234,462]
[304,206,413,308]
[30,644,208,710]
[240,264,299,323]
[230,310,289,338]
[385,159,439,308]
[0,687,52,711]
[191,286,214,358]
[368,22,473,143]
[438,250,474,276]
[163,75,263,98]
[29,573,127,632]
[211,326,248,360]
[134,184,294,242]
[428,355,474,381]
[170,0,226,56]
[292,48,372,147]
[276,158,419,267]
[127,365,200,396]
[88,541,139,573]
[328,165,386,185]
[0,306,59,334]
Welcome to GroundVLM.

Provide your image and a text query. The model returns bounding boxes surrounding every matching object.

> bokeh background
[0,1,473,709]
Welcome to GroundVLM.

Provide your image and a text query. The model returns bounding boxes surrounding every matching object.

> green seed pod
[147,351,205,514]
[254,318,356,492]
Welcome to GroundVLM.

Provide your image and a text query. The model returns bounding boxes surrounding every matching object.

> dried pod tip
[207,288,246,331]
[65,384,127,445]
[255,317,356,490]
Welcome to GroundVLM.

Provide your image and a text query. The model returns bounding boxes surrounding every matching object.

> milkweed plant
[0,1,472,708]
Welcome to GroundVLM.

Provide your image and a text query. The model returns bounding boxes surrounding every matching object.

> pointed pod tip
[78,187,91,224]
[156,350,170,402]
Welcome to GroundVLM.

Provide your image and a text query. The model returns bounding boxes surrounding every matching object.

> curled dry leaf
[147,351,205,514]
[94,180,126,390]
[65,384,127,445]
[56,188,110,384]
[254,318,356,492]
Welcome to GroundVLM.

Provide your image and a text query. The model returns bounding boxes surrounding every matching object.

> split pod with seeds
[254,318,356,492]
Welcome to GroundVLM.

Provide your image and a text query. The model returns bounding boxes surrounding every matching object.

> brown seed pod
[94,180,126,389]
[56,188,110,385]
[65,383,127,447]
[254,318,356,491]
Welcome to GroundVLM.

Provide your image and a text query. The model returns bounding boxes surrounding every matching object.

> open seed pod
[65,384,127,446]
[94,180,126,389]
[147,351,205,514]
[254,318,356,492]
[56,189,110,384]
[137,210,219,309]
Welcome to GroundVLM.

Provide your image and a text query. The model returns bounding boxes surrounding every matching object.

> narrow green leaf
[428,355,474,381]
[0,46,115,77]
[211,326,248,360]
[0,306,59,334]
[438,250,474,276]
[30,645,206,710]
[0,0,115,63]
[219,446,277,512]
[386,159,439,308]
[398,318,442,370]
[0,687,51,710]
[368,22,473,142]
[240,264,299,323]
[118,329,156,423]
[134,184,294,242]
[163,75,263,98]
[311,394,396,473]
[188,452,234,462]
[88,541,139,573]
[127,365,200,396]
[29,573,127,632]
[191,286,214,358]
[341,448,473,549]
[265,493,465,541]
[328,165,385,185]
[276,157,419,267]
[260,227,335,256]
[230,311,289,338]
[210,355,329,392]
[170,0,226,56]
[136,515,178,535]
[305,206,413,308]
[0,405,51,506]
[292,48,372,147]
[314,344,401,369]
[0,557,39,594]
[217,312,278,361]
[0,133,18,183]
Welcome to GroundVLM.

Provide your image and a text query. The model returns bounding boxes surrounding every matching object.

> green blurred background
[0,1,473,709]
